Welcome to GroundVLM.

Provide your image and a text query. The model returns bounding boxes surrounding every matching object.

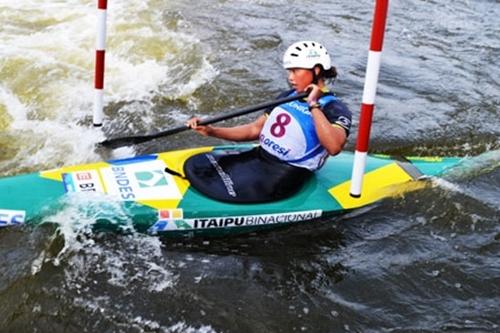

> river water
[1,0,499,332]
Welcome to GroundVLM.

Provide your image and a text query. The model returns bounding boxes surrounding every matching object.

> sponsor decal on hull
[150,210,323,232]
[63,170,104,193]
[150,209,188,232]
[63,160,182,201]
[0,209,26,227]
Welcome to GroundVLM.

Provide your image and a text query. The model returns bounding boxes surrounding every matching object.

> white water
[27,191,221,332]
[1,4,218,328]
[0,0,217,174]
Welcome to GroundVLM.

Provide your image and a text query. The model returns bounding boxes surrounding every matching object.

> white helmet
[283,41,332,70]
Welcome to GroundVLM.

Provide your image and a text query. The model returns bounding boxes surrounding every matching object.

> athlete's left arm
[312,100,352,156]
[311,108,346,155]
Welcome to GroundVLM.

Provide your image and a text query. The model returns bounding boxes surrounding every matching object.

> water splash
[0,0,217,174]
[29,192,177,293]
[442,149,500,181]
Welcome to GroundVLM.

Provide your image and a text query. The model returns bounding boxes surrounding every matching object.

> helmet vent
[303,43,309,48]
[295,46,302,51]
[290,53,299,57]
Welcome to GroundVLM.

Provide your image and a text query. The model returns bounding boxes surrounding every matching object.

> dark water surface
[0,0,499,332]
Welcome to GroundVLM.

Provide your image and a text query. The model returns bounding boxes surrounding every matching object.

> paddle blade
[99,135,152,149]
[99,125,189,148]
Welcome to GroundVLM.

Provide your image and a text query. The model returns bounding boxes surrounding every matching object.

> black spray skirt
[183,147,312,203]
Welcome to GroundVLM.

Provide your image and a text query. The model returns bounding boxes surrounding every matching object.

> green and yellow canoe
[0,144,462,237]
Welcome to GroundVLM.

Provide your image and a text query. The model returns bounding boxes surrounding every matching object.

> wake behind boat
[0,144,462,237]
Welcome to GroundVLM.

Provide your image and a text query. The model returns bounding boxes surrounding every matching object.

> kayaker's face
[287,68,314,93]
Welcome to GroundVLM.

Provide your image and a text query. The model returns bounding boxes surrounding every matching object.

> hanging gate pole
[350,0,389,198]
[93,0,108,126]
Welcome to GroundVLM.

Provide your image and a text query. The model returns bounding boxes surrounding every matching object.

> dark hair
[323,66,337,80]
[314,65,338,84]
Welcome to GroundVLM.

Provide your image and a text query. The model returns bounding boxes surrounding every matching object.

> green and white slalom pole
[350,0,389,198]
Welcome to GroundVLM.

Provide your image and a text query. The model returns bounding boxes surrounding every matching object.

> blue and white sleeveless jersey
[259,90,351,171]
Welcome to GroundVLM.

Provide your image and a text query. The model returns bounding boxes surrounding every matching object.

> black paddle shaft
[99,91,308,149]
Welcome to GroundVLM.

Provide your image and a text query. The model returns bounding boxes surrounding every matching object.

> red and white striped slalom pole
[350,0,389,198]
[93,0,108,126]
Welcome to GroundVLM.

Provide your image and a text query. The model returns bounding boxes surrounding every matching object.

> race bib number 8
[270,113,292,137]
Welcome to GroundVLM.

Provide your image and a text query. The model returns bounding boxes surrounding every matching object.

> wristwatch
[308,101,321,111]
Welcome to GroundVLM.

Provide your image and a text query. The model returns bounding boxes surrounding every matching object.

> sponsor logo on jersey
[259,134,291,157]
[335,116,351,129]
[284,101,309,115]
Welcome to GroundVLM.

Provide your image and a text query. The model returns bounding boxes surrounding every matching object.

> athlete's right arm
[186,114,266,142]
